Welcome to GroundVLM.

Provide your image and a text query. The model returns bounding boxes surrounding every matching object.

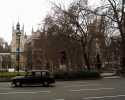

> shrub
[54,71,101,80]
[78,71,101,79]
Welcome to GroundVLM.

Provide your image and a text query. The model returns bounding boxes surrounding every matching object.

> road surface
[0,78,124,100]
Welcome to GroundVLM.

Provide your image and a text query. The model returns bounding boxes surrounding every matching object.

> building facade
[31,30,44,70]
[0,38,11,70]
[24,29,83,72]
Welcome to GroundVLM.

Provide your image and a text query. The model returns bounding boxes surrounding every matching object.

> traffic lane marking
[57,81,89,85]
[0,90,51,95]
[70,88,115,92]
[64,84,100,88]
[0,88,12,90]
[83,94,125,99]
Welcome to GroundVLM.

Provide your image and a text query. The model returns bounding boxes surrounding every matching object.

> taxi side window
[42,72,48,77]
[35,72,41,77]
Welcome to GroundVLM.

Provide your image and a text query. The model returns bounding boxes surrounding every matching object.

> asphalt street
[0,78,125,100]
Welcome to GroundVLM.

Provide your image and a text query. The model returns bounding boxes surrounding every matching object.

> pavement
[101,72,116,77]
[101,72,121,78]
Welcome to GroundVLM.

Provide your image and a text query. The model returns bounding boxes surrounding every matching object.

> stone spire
[12,23,14,33]
[32,27,34,33]
[22,24,24,33]
[24,32,27,38]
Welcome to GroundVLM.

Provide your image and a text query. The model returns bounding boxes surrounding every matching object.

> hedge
[54,71,101,80]
[0,71,101,80]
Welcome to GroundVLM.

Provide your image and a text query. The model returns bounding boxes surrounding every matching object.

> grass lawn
[0,72,26,78]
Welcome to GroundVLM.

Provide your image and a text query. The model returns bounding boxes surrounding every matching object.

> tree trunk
[83,52,90,70]
[81,40,90,71]
[96,53,102,72]
[121,37,125,72]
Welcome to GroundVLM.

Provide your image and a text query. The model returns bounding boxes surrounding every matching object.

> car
[11,70,55,87]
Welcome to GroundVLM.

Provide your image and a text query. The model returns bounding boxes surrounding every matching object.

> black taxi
[11,70,55,87]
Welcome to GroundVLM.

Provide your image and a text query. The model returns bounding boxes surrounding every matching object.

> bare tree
[50,1,101,70]
[94,0,125,71]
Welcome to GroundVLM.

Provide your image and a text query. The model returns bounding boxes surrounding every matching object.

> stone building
[11,22,27,70]
[24,35,32,70]
[24,29,83,72]
[31,29,45,70]
[0,38,11,70]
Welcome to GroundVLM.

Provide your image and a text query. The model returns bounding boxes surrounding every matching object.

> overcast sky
[0,0,99,44]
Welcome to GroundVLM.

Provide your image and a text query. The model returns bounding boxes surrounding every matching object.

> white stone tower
[11,22,27,70]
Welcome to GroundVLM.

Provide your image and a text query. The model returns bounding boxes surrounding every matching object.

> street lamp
[16,31,21,72]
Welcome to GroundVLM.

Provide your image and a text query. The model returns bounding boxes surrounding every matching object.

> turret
[32,27,34,33]
[16,22,20,31]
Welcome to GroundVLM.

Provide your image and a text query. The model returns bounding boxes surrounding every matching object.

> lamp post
[16,32,21,72]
